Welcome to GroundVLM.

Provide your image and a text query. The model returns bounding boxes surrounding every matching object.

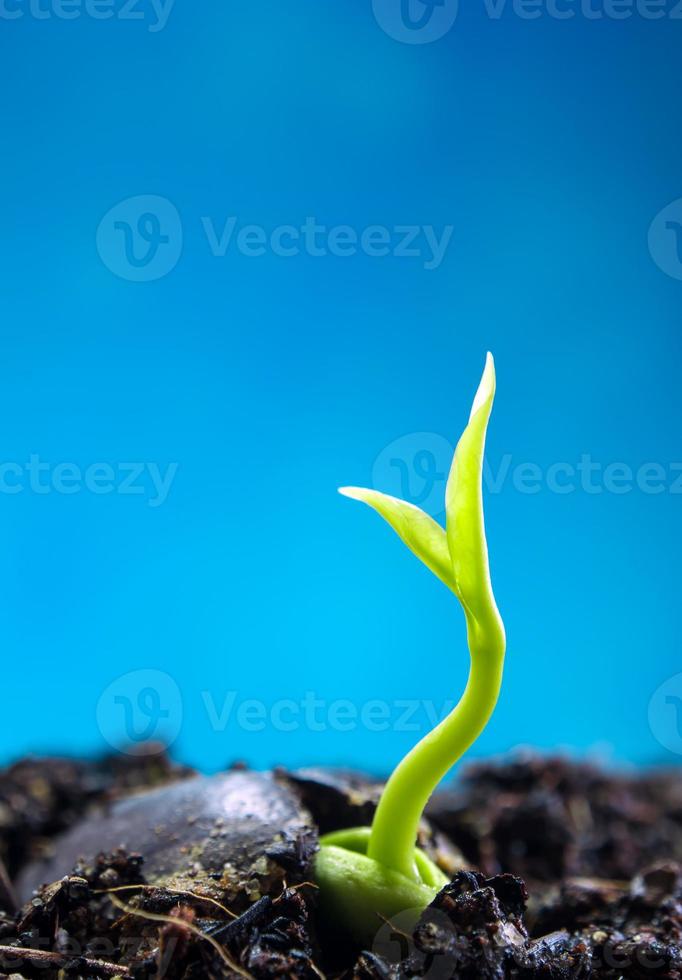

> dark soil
[0,751,680,978]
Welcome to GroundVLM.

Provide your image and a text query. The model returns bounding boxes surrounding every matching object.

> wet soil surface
[0,751,680,978]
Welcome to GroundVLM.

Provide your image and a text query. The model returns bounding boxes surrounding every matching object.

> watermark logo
[372,0,459,43]
[371,0,682,31]
[648,672,682,756]
[0,0,175,32]
[373,433,453,517]
[648,198,682,281]
[201,216,453,269]
[0,456,178,507]
[200,690,456,734]
[373,435,682,500]
[97,195,182,282]
[482,0,682,18]
[372,907,455,977]
[96,206,454,280]
[97,669,183,754]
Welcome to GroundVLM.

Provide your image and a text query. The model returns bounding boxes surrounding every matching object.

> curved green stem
[367,608,505,880]
[338,354,506,883]
[323,354,506,935]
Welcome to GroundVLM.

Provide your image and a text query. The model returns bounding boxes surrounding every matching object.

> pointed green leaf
[338,487,456,594]
[445,352,502,628]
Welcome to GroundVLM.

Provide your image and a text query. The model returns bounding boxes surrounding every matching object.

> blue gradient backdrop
[0,0,680,776]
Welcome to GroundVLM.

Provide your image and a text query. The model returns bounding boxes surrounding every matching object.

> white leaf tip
[470,352,496,418]
[338,486,365,500]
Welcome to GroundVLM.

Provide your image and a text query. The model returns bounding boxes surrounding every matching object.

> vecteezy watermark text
[373,434,682,516]
[0,0,175,31]
[201,216,453,270]
[96,674,459,754]
[96,196,455,281]
[484,455,682,495]
[201,690,457,734]
[373,0,682,46]
[481,0,682,18]
[0,456,178,507]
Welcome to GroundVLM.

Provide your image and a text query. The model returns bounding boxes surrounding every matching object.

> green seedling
[315,353,506,944]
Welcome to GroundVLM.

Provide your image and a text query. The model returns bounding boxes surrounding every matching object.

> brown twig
[0,945,131,978]
[94,883,238,919]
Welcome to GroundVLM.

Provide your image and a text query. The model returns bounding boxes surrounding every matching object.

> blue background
[0,0,680,776]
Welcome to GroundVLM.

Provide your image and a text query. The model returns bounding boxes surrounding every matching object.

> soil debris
[0,751,680,978]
